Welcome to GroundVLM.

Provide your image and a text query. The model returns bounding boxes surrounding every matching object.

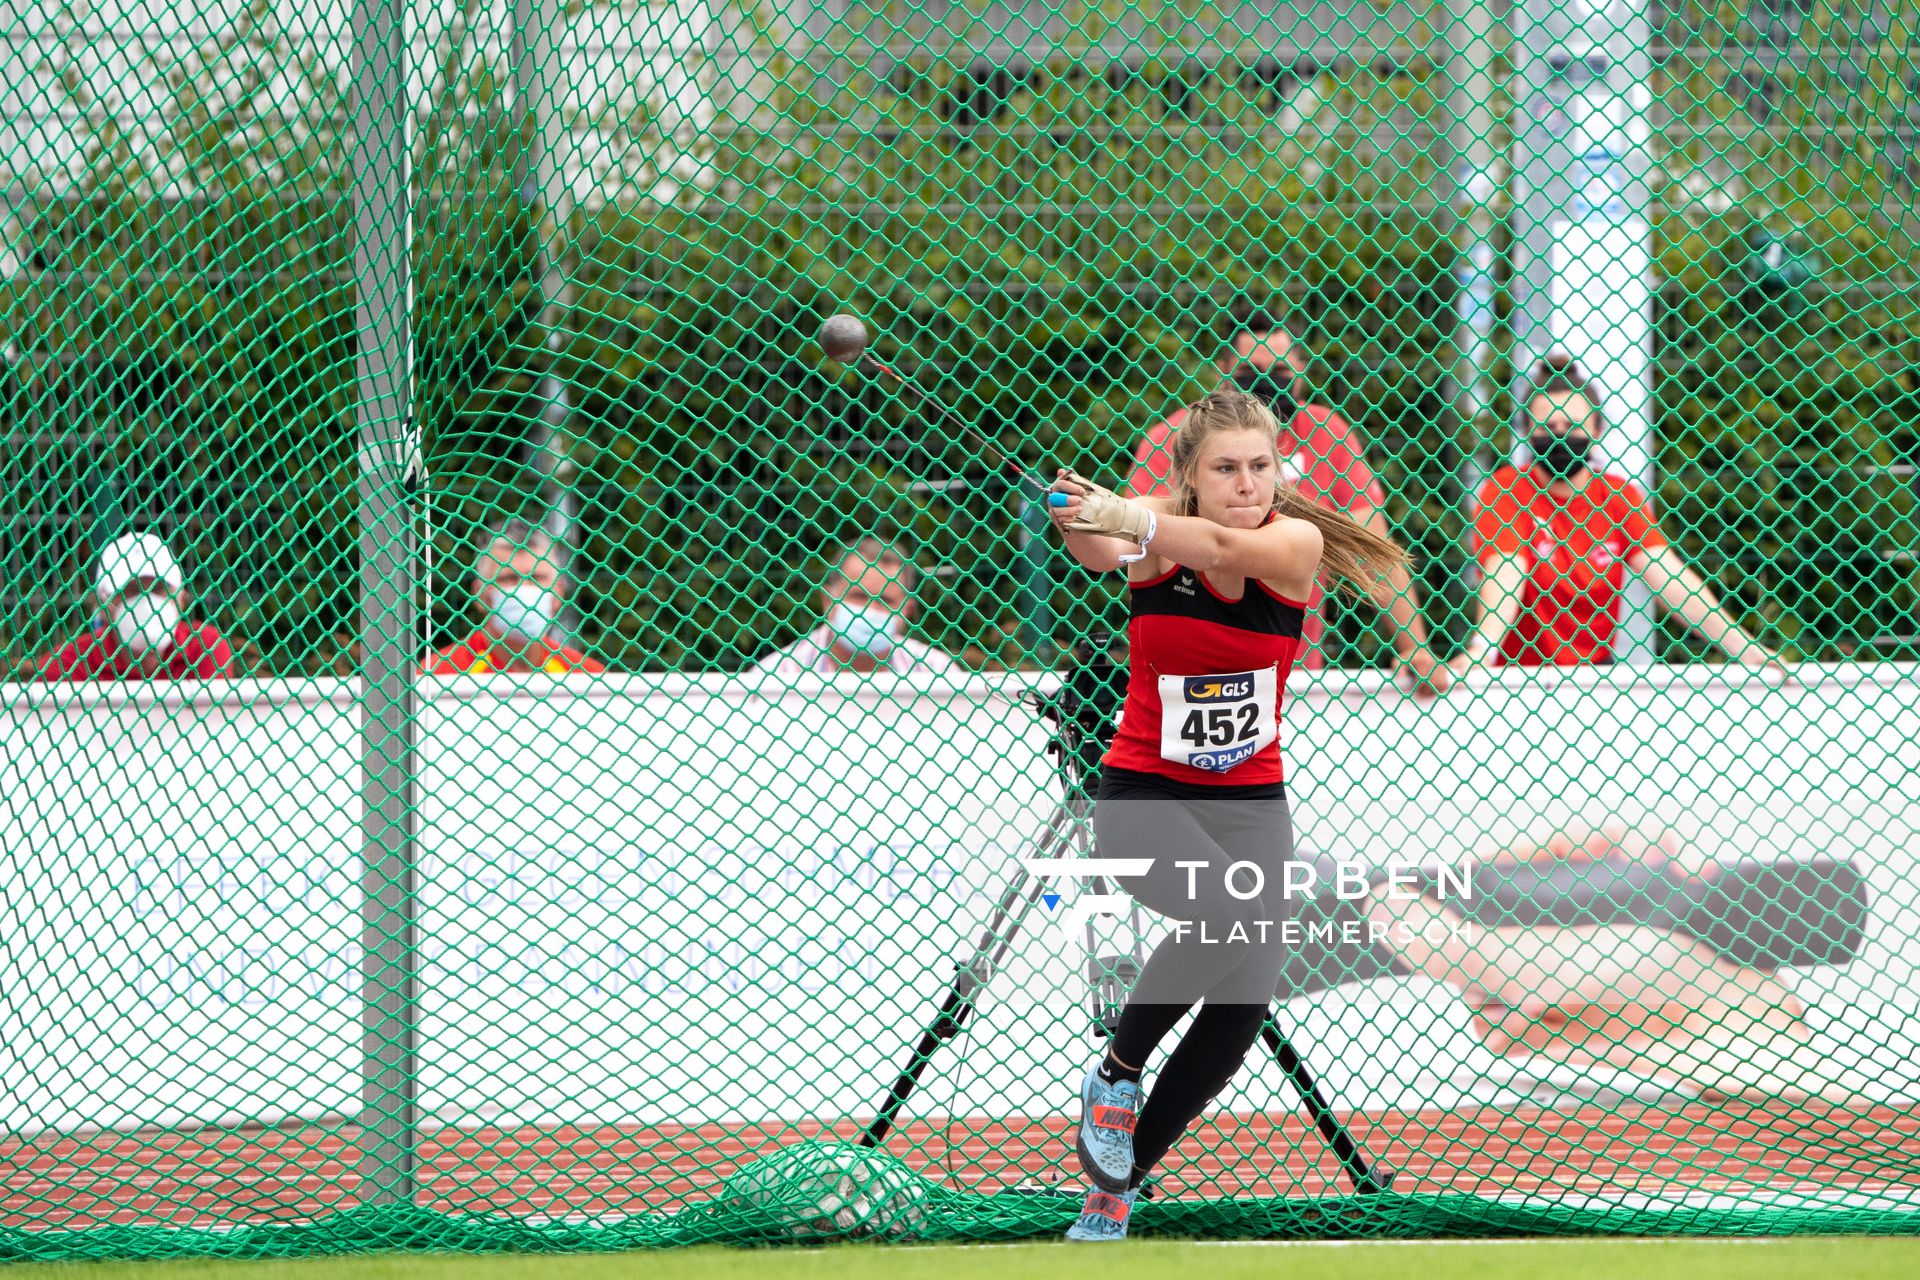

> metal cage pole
[350,0,420,1205]
[1438,0,1502,654]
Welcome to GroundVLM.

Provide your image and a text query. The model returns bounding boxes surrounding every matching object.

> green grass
[11,1238,1920,1280]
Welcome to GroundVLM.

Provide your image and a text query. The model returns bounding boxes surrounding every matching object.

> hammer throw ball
[818,314,870,364]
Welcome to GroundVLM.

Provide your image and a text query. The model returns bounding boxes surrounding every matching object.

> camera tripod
[858,636,1394,1196]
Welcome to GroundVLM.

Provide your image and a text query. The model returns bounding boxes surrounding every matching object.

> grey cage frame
[351,0,421,1205]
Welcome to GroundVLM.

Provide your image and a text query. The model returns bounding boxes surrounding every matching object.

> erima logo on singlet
[1174,574,1196,596]
[1183,675,1254,702]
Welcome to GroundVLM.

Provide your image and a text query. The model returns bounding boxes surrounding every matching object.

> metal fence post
[1017,476,1055,666]
[351,0,419,1206]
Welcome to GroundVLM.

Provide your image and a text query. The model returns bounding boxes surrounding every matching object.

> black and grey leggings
[1092,773,1299,1185]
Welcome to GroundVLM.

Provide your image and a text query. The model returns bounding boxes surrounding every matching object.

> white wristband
[1116,510,1157,566]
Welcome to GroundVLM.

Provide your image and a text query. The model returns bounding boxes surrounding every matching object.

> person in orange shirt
[1123,310,1449,693]
[1452,356,1780,673]
[430,520,604,675]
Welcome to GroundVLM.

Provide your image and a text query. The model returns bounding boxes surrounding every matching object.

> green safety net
[1,0,1918,1260]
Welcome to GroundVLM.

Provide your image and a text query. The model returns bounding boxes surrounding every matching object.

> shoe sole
[1075,1125,1133,1193]
[1075,1076,1135,1193]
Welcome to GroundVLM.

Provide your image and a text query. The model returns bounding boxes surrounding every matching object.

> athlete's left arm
[1047,472,1322,599]
[1145,511,1322,602]
[1628,543,1780,670]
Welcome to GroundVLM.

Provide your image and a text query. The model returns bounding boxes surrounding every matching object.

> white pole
[1510,0,1658,664]
[512,0,577,578]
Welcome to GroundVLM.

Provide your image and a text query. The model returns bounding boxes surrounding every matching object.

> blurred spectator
[1452,357,1780,673]
[747,537,960,676]
[37,532,235,680]
[1123,308,1448,692]
[431,520,604,674]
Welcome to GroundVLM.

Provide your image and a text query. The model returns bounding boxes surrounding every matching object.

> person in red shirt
[1123,310,1449,692]
[37,532,235,680]
[430,520,604,675]
[1452,356,1781,672]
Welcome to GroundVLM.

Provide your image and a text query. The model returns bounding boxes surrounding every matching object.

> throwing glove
[1061,475,1154,546]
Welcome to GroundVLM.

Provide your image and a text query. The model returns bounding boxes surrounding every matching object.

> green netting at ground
[0,0,1917,1261]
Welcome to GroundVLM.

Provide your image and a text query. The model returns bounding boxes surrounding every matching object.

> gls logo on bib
[1183,675,1255,703]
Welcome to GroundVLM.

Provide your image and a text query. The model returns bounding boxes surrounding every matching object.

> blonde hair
[1167,387,1408,607]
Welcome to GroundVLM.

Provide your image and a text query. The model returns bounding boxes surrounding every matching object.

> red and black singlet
[1102,562,1306,788]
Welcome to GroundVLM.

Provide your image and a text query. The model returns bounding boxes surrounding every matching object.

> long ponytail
[1169,387,1408,608]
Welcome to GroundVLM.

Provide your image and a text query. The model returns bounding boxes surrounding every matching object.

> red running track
[3,1100,1918,1231]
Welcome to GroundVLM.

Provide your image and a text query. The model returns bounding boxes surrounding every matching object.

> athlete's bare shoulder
[1266,512,1323,557]
[1254,516,1321,601]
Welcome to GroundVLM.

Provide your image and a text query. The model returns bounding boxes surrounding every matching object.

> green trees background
[1,2,1914,673]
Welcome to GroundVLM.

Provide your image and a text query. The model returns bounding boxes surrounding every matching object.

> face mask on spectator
[490,582,556,645]
[1529,431,1594,481]
[829,601,902,657]
[111,593,180,654]
[1231,366,1298,424]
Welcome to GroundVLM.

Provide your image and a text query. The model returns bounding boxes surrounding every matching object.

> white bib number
[1157,667,1278,773]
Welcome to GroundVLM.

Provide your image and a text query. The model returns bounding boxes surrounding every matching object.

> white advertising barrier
[2,663,1917,1136]
[0,671,1060,1134]
[0,682,365,1133]
[408,670,1064,1131]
